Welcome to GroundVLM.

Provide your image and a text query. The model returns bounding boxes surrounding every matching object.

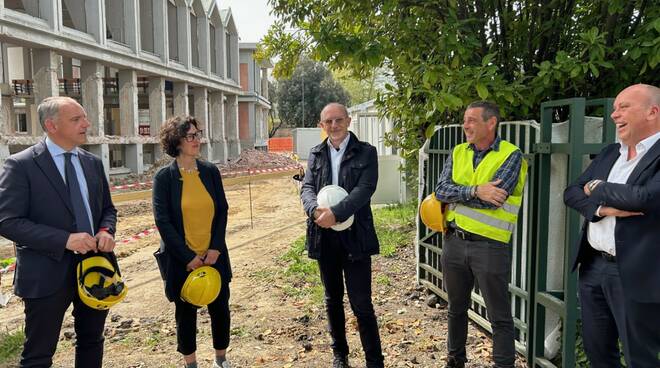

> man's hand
[476,179,508,207]
[599,206,643,218]
[203,249,220,265]
[314,207,337,228]
[95,230,115,252]
[583,179,603,196]
[65,232,98,254]
[186,256,204,271]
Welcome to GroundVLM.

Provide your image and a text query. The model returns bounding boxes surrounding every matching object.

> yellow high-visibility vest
[445,140,527,243]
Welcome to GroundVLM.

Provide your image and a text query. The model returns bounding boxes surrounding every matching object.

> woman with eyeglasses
[152,116,233,368]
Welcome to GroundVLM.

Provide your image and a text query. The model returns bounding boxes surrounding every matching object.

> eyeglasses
[321,117,348,126]
[184,130,203,142]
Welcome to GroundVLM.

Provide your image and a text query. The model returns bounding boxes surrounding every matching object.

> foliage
[0,327,24,365]
[258,0,660,163]
[274,57,350,128]
[0,258,15,268]
[332,68,378,105]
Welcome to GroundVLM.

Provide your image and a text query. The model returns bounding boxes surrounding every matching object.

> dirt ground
[0,175,525,368]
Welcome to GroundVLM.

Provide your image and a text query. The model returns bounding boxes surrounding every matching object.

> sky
[218,0,277,44]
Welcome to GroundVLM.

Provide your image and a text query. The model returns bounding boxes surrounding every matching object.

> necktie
[64,152,93,235]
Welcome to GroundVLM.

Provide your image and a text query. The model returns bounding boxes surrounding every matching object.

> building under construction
[0,0,271,177]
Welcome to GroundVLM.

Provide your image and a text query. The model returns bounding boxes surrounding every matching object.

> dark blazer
[152,159,232,302]
[0,140,117,299]
[563,140,660,303]
[301,132,380,260]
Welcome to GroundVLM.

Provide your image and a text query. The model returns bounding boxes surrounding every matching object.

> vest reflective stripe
[445,140,527,243]
[453,205,516,232]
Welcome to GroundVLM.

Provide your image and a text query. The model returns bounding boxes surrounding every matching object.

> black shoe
[332,354,349,368]
[446,356,465,368]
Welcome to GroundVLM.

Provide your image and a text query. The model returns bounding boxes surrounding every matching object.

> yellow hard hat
[77,255,127,310]
[181,266,221,307]
[419,193,446,233]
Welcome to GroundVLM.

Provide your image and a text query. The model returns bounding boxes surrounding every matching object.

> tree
[276,57,350,128]
[332,68,379,105]
[258,0,660,161]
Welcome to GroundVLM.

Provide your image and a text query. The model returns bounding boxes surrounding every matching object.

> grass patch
[230,326,249,338]
[375,274,391,286]
[0,258,15,269]
[280,236,325,306]
[373,201,417,257]
[0,327,24,366]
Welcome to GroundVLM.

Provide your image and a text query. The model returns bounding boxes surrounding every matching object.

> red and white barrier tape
[0,227,160,274]
[110,165,304,191]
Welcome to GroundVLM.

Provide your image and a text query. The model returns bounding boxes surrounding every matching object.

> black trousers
[174,277,231,355]
[20,265,108,368]
[441,232,515,368]
[580,254,660,368]
[317,232,384,368]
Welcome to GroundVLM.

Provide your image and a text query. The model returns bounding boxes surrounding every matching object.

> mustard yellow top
[180,170,215,256]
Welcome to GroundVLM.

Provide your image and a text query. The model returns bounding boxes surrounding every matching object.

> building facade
[0,0,270,177]
[238,42,270,150]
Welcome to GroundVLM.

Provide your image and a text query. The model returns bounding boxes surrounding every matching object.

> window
[167,2,179,61]
[139,0,155,53]
[5,0,41,18]
[15,113,28,133]
[61,0,87,33]
[190,11,199,67]
[210,24,217,74]
[105,1,125,43]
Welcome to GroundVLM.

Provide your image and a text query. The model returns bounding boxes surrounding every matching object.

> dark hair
[159,116,200,157]
[467,100,501,126]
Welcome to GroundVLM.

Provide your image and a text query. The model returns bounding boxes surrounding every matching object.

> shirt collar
[327,133,351,152]
[619,131,660,156]
[45,136,78,157]
[469,136,501,153]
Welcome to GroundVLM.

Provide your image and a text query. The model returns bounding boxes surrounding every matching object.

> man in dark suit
[300,103,384,368]
[564,84,660,367]
[0,96,117,368]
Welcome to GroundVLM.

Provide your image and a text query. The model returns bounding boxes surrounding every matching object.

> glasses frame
[183,130,204,142]
[321,117,348,126]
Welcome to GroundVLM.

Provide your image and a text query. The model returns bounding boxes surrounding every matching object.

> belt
[446,225,503,244]
[598,250,616,262]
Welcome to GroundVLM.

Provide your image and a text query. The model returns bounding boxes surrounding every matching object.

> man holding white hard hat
[301,103,384,368]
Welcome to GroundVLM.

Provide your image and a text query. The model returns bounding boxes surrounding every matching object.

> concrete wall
[293,127,322,159]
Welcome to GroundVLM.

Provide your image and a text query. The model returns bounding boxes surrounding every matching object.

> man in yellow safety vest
[434,101,527,368]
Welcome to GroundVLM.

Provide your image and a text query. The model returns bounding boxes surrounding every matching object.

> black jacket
[152,159,232,302]
[0,141,117,298]
[564,140,660,303]
[301,132,380,260]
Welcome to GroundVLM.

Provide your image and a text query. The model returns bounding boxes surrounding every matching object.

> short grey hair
[37,96,79,131]
[320,103,349,119]
[467,100,501,125]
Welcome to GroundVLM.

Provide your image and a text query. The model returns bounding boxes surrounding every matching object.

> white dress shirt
[328,134,351,185]
[45,137,95,234]
[588,131,660,255]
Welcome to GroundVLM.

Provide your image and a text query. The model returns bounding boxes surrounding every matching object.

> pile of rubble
[218,149,300,173]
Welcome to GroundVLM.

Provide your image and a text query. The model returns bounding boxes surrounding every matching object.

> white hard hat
[317,185,354,231]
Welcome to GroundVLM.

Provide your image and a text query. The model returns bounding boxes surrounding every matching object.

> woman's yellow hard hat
[181,266,221,307]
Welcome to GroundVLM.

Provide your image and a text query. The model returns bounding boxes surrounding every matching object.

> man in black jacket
[300,103,384,368]
[564,84,660,367]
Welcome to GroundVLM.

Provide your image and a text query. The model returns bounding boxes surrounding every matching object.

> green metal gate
[416,98,614,367]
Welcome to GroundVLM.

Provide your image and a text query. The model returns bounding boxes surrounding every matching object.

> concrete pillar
[87,144,110,179]
[226,94,240,158]
[125,143,144,175]
[62,56,73,79]
[81,60,105,137]
[209,91,226,163]
[173,81,188,116]
[193,87,211,159]
[148,77,166,136]
[118,69,138,136]
[32,49,59,135]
